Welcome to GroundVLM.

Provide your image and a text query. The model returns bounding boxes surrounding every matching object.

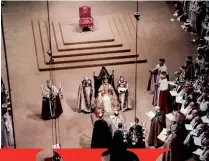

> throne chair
[79,5,94,33]
[93,66,118,98]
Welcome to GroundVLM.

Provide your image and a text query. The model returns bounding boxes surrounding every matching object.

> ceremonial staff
[46,2,62,160]
[131,0,141,145]
[1,2,17,148]
[134,1,140,121]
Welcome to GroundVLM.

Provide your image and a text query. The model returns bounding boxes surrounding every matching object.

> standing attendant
[147,58,168,93]
[109,111,123,137]
[117,76,132,111]
[148,106,166,148]
[153,71,171,114]
[41,80,63,120]
[77,77,94,113]
[91,113,112,148]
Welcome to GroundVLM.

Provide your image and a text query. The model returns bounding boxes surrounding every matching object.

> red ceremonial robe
[153,78,171,114]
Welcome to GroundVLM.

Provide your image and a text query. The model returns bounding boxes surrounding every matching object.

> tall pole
[46,0,60,150]
[134,1,140,120]
[1,9,17,148]
[47,0,52,52]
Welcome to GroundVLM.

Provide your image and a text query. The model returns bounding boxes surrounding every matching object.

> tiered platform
[32,14,147,71]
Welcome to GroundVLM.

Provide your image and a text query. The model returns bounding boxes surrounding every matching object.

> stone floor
[1,1,197,160]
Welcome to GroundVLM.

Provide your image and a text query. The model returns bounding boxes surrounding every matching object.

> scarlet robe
[153,78,171,114]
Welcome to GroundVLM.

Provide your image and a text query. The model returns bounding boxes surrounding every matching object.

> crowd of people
[146,1,209,161]
[174,0,209,44]
[1,78,14,148]
[158,54,209,161]
[2,3,209,161]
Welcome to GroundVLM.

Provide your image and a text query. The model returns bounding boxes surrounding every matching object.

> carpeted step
[52,20,123,51]
[46,52,138,64]
[39,57,146,71]
[32,13,148,71]
[32,20,145,71]
[36,20,131,58]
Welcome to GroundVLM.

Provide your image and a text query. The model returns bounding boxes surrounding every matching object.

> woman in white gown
[94,76,119,114]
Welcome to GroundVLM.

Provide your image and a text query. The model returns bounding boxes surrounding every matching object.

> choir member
[195,54,205,76]
[184,123,207,146]
[170,113,187,161]
[197,93,209,116]
[162,124,178,161]
[117,76,132,111]
[173,66,186,86]
[193,78,203,94]
[185,108,198,123]
[77,76,94,113]
[199,140,209,161]
[148,106,166,148]
[178,82,190,98]
[190,116,202,129]
[91,113,112,148]
[185,56,195,81]
[183,102,195,113]
[162,4,209,160]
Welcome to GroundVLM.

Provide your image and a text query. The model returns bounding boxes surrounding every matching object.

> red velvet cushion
[79,18,93,25]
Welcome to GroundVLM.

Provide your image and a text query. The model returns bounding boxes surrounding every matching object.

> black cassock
[41,95,63,120]
[91,119,112,148]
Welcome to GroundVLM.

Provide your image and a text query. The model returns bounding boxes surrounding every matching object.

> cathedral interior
[1,1,198,161]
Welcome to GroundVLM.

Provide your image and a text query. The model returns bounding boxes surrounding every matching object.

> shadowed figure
[108,123,140,161]
[91,113,112,149]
